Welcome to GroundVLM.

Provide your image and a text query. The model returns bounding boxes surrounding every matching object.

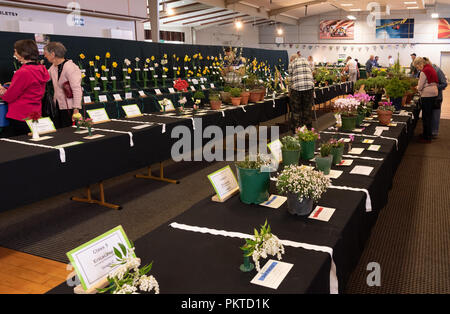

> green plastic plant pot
[356,113,365,126]
[281,149,300,167]
[341,115,357,131]
[331,146,344,165]
[236,166,270,205]
[315,155,333,175]
[300,140,316,160]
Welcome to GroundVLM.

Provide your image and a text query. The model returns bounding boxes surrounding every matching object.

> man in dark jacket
[366,55,375,76]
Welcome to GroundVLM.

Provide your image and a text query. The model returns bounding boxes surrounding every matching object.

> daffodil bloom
[172,54,176,59]
[95,55,100,61]
[80,54,86,59]
[89,61,94,67]
[112,62,118,68]
[164,67,168,72]
[128,68,132,74]
[105,52,111,59]
[193,54,198,59]
[101,65,106,71]
[146,58,150,63]
[163,54,167,59]
[96,73,101,78]
[151,56,155,61]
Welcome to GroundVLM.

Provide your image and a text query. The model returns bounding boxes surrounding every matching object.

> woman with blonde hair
[413,57,438,143]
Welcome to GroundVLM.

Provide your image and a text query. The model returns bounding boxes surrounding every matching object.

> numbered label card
[267,139,283,163]
[207,166,239,201]
[125,92,133,100]
[99,95,108,103]
[122,104,142,118]
[190,86,196,92]
[158,99,175,112]
[87,108,110,124]
[113,94,122,101]
[66,226,135,291]
[250,260,294,290]
[168,88,176,94]
[192,79,199,85]
[138,91,146,97]
[155,89,162,95]
[26,117,56,135]
[83,96,92,104]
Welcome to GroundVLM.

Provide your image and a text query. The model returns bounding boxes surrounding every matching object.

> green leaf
[119,243,127,257]
[113,247,122,259]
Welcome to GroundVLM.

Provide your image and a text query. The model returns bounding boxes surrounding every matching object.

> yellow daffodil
[163,54,167,59]
[80,54,86,59]
[112,62,118,68]
[197,73,201,77]
[173,54,176,59]
[207,56,210,60]
[163,67,168,72]
[215,57,218,61]
[96,73,101,78]
[177,57,179,62]
[193,54,198,59]
[128,68,132,74]
[177,71,180,75]
[151,56,155,61]
[105,52,111,59]
[89,61,94,67]
[199,55,203,60]
[101,65,106,71]
[146,58,150,63]
[81,74,86,78]
[95,55,100,61]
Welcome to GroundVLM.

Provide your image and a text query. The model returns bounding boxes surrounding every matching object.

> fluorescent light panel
[347,15,357,20]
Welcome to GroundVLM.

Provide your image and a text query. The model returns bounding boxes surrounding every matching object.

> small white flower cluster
[252,234,285,272]
[113,284,138,294]
[333,98,359,115]
[161,59,168,65]
[276,165,331,202]
[138,275,160,294]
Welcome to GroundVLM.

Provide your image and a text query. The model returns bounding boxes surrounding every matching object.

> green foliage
[280,136,300,151]
[230,87,242,97]
[320,143,332,157]
[236,155,269,170]
[240,220,272,256]
[209,92,220,101]
[223,85,232,92]
[385,77,408,98]
[193,91,205,99]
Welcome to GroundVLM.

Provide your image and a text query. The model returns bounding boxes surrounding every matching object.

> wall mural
[438,18,450,39]
[319,20,355,39]
[376,18,415,39]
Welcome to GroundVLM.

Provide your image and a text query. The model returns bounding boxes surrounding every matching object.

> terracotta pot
[377,109,393,126]
[231,97,242,106]
[220,91,231,104]
[249,91,260,103]
[240,91,250,105]
[259,89,266,101]
[210,100,222,110]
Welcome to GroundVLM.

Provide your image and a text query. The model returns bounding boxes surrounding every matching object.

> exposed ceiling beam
[200,14,248,26]
[159,3,211,18]
[158,0,184,5]
[224,0,242,6]
[162,9,229,24]
[182,12,239,25]
[269,0,327,16]
[245,18,266,24]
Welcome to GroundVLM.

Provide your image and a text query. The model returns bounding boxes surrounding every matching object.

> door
[440,52,450,79]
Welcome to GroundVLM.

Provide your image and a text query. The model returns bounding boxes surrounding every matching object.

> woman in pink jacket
[44,42,82,128]
[0,39,49,136]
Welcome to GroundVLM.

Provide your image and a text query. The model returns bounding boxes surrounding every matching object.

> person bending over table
[44,42,82,129]
[0,39,49,137]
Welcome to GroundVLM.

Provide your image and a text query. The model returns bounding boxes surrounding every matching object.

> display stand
[211,187,239,203]
[71,181,122,210]
[135,161,180,184]
[73,276,109,294]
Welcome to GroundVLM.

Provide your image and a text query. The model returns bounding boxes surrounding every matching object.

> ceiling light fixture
[431,13,439,18]
[277,28,284,35]
[235,20,243,29]
[347,15,357,20]
[406,6,419,9]
[341,4,354,6]
[166,7,175,16]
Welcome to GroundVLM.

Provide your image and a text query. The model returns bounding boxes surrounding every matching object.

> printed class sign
[159,99,176,112]
[122,104,142,118]
[26,117,56,135]
[87,108,110,124]
[208,165,239,201]
[267,139,283,163]
[250,260,294,290]
[66,226,135,291]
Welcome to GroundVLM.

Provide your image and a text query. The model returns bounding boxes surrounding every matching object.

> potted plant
[230,87,242,106]
[235,155,271,205]
[240,88,250,105]
[209,92,222,110]
[315,142,333,175]
[377,101,395,126]
[333,97,360,131]
[276,165,331,216]
[352,93,374,125]
[296,126,320,160]
[385,77,407,111]
[280,136,301,167]
[329,138,345,165]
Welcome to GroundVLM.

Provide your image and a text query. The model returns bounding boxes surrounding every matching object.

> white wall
[0,5,139,40]
[195,24,260,48]
[259,5,450,69]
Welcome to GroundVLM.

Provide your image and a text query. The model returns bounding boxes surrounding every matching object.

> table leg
[71,182,122,210]
[135,162,180,184]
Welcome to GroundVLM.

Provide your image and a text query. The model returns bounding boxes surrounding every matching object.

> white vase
[31,122,40,140]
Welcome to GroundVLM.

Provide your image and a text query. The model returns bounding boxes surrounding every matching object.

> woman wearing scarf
[413,57,438,143]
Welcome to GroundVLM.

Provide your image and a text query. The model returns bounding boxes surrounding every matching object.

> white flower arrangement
[179,97,187,105]
[241,221,285,272]
[333,98,360,116]
[161,98,171,107]
[99,243,159,295]
[276,165,331,202]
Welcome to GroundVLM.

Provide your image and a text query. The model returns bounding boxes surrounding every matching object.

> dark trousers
[421,97,436,140]
[6,118,30,137]
[57,109,74,129]
[289,88,314,132]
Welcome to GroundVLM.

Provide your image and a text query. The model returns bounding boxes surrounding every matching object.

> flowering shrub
[99,243,159,295]
[329,138,345,148]
[276,165,330,202]
[296,125,320,142]
[240,220,285,272]
[349,93,374,115]
[333,97,360,116]
[378,101,395,112]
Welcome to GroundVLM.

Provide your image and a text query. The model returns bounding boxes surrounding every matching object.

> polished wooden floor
[0,89,449,294]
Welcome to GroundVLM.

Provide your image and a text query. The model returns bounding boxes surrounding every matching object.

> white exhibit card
[66,226,135,291]
[125,92,133,100]
[350,165,374,176]
[362,139,374,144]
[207,166,239,201]
[87,108,110,124]
[192,79,199,85]
[339,138,351,143]
[353,128,364,133]
[309,206,336,222]
[26,117,56,135]
[155,89,162,95]
[250,260,294,290]
[30,135,53,142]
[190,86,196,91]
[368,145,381,152]
[138,91,146,97]
[168,88,176,94]
[326,170,343,179]
[113,94,122,101]
[201,85,206,90]
[267,139,282,163]
[348,148,365,155]
[337,159,353,166]
[98,95,108,102]
[83,96,92,103]
[159,99,175,112]
[210,83,215,88]
[122,104,142,118]
[259,195,287,209]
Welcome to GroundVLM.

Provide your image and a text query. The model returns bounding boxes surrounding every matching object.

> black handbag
[41,82,59,121]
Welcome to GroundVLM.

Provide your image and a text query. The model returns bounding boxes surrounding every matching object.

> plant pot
[356,113,365,126]
[0,102,9,127]
[315,155,333,175]
[377,109,393,126]
[331,146,344,165]
[287,194,314,216]
[220,91,231,104]
[249,91,260,103]
[260,89,266,101]
[281,149,300,167]
[300,140,316,160]
[391,97,402,111]
[231,97,241,106]
[240,91,250,105]
[236,166,270,205]
[341,115,357,131]
[210,100,222,110]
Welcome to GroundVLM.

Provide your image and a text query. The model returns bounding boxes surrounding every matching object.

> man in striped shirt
[288,54,315,130]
